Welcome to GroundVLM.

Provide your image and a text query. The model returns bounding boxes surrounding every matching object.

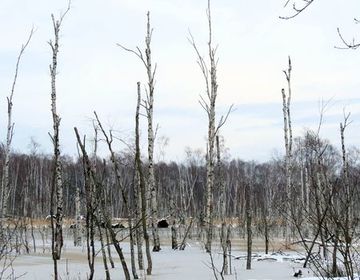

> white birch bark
[74,183,82,246]
[281,56,293,246]
[48,8,70,277]
[217,136,229,275]
[189,0,233,253]
[118,11,160,252]
[0,29,33,219]
[143,12,161,252]
[136,82,152,274]
[49,15,64,262]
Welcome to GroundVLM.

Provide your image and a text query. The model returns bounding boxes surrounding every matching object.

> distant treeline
[1,129,359,231]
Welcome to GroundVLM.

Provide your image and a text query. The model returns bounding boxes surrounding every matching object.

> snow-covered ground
[5,236,317,280]
[4,228,358,280]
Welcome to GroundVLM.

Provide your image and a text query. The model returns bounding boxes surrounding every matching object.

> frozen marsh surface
[7,238,318,280]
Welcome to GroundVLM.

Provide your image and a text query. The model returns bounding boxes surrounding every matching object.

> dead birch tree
[94,112,138,279]
[73,178,82,247]
[281,56,293,246]
[134,82,152,274]
[48,4,70,279]
[133,82,148,273]
[216,136,230,275]
[189,0,233,253]
[91,125,111,280]
[0,29,34,220]
[245,175,252,270]
[74,127,131,280]
[338,112,354,278]
[118,11,161,252]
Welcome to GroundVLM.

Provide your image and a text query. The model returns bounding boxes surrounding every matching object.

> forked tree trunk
[74,127,131,280]
[93,131,112,280]
[93,113,136,279]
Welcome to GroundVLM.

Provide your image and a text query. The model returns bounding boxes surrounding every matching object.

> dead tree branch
[280,0,315,20]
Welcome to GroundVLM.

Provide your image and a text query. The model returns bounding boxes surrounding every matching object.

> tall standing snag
[134,82,152,274]
[189,0,233,253]
[0,29,34,220]
[338,112,354,278]
[118,11,160,252]
[48,4,70,279]
[281,56,293,246]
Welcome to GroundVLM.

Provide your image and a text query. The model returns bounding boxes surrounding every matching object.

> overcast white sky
[0,0,359,162]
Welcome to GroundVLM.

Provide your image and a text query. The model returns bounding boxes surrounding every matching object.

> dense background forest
[1,130,360,235]
[1,0,360,279]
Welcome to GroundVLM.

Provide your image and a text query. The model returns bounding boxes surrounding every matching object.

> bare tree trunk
[143,12,160,252]
[118,11,161,253]
[179,218,193,250]
[134,82,152,274]
[170,199,178,250]
[315,173,327,260]
[134,167,144,269]
[332,228,339,276]
[132,91,144,267]
[79,140,95,280]
[30,218,36,253]
[102,175,115,269]
[189,0,232,253]
[226,226,232,274]
[92,130,112,280]
[92,115,135,279]
[245,182,252,270]
[86,193,95,280]
[264,217,269,255]
[74,127,131,280]
[0,29,33,220]
[203,2,216,252]
[217,136,228,275]
[129,216,139,279]
[73,183,82,246]
[340,114,353,278]
[281,56,293,246]
[105,227,115,269]
[97,222,110,280]
[48,7,70,280]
